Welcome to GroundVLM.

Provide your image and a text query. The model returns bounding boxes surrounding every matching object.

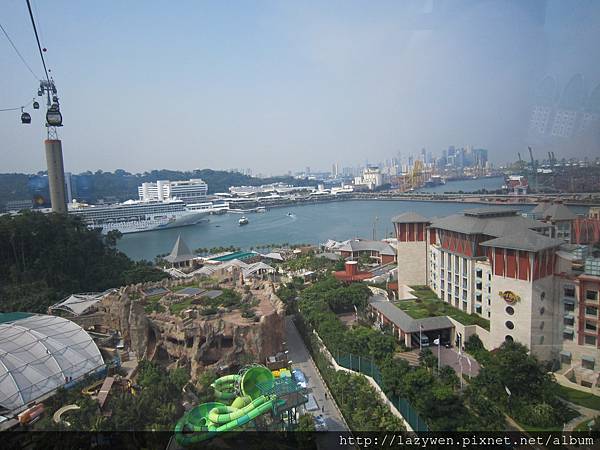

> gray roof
[480,229,564,252]
[430,210,550,237]
[462,207,521,217]
[315,252,341,261]
[532,202,551,215]
[391,211,430,224]
[538,203,576,221]
[369,295,453,332]
[165,235,195,263]
[338,239,396,256]
[416,316,454,332]
[369,295,416,331]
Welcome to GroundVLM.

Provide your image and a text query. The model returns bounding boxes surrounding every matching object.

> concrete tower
[392,212,430,299]
[44,139,67,214]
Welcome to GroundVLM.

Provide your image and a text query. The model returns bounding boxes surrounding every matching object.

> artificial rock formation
[76,277,285,380]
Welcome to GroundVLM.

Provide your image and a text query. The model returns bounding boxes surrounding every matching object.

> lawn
[169,297,196,315]
[557,385,600,411]
[394,286,490,330]
[143,294,165,314]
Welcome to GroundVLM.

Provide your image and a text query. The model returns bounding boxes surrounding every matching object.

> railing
[334,350,430,432]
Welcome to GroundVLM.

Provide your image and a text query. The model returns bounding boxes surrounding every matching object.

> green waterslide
[175,365,276,446]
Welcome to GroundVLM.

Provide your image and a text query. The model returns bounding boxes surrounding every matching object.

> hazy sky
[1,0,599,175]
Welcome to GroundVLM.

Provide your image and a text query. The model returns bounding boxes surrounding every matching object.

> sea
[117,177,589,261]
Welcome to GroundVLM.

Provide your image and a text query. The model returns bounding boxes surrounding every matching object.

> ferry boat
[239,216,249,225]
[69,199,210,234]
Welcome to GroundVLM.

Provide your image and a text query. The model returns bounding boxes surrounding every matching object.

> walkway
[561,399,600,431]
[285,316,348,432]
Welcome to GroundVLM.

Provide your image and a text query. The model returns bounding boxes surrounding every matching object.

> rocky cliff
[83,277,285,380]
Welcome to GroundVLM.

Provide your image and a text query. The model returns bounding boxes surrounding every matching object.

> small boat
[287,212,293,216]
[239,216,249,225]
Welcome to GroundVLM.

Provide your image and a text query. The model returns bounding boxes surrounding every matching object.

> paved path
[561,398,600,431]
[285,316,348,433]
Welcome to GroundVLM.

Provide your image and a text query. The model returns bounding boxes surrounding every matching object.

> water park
[174,364,307,446]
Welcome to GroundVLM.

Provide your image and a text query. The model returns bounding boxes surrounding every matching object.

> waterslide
[174,365,277,446]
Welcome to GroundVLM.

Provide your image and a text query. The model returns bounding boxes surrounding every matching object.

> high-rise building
[138,179,208,203]
[390,204,600,379]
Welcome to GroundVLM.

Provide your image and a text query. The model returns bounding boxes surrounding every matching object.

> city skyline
[2,1,599,175]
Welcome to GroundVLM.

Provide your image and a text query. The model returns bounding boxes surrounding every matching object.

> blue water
[117,199,587,261]
[417,176,504,193]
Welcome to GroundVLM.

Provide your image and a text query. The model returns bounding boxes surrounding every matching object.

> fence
[335,350,430,432]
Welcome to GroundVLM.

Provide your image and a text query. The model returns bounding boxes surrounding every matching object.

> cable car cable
[25,0,49,82]
[0,98,34,112]
[0,21,40,81]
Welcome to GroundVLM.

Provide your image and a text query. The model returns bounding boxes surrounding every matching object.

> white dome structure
[0,313,104,416]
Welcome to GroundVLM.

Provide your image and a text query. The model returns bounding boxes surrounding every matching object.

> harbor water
[116,198,588,261]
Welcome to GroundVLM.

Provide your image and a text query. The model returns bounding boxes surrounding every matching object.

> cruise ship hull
[96,210,209,234]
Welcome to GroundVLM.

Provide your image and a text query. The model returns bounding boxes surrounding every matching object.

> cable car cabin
[33,101,40,109]
[46,104,63,127]
[21,112,31,124]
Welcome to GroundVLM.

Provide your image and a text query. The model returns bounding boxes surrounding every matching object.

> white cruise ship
[69,198,210,234]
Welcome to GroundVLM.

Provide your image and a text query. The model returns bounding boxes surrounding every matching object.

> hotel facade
[393,205,600,386]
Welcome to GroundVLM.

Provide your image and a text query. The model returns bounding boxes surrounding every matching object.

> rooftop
[430,208,550,237]
[369,294,454,332]
[538,203,577,221]
[480,229,564,252]
[0,314,104,415]
[391,211,430,224]
[338,239,395,256]
[165,235,195,263]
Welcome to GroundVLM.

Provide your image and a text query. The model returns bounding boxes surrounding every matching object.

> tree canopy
[0,211,167,312]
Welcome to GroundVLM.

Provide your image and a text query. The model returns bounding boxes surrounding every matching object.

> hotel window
[476,293,482,303]
[488,273,491,281]
[447,292,452,302]
[586,306,598,317]
[582,357,595,370]
[584,335,597,347]
[564,301,575,312]
[455,255,459,268]
[487,311,491,318]
[440,271,444,280]
[454,286,459,297]
[462,258,467,276]
[462,279,467,289]
[586,290,599,302]
[564,285,576,298]
[440,253,445,268]
[476,281,482,290]
[476,268,482,278]
[441,290,445,299]
[462,301,467,311]
[462,290,467,300]
[506,306,514,315]
[475,304,482,313]
[455,274,459,285]
[539,307,545,316]
[563,329,574,340]
[539,321,544,330]
[505,321,515,330]
[564,316,575,326]
[448,255,452,270]
[585,321,597,332]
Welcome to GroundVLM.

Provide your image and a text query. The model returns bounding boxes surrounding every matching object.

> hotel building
[138,179,208,204]
[392,205,600,385]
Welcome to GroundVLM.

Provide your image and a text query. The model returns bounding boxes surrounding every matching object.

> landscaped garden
[394,285,490,330]
[557,385,600,410]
